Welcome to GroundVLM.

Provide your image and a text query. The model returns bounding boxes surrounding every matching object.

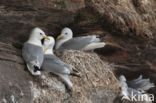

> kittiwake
[55,27,106,54]
[127,75,155,91]
[119,75,154,101]
[42,36,79,89]
[22,27,50,75]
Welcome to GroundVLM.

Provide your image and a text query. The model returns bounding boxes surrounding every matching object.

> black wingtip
[97,33,106,39]
[34,65,42,72]
[73,69,79,73]
[70,73,81,78]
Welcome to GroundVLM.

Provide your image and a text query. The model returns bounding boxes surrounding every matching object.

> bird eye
[40,33,43,35]
[65,33,68,35]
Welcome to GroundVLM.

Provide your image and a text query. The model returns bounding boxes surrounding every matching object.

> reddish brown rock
[85,0,155,38]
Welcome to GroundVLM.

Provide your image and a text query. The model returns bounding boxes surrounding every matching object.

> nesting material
[31,50,120,103]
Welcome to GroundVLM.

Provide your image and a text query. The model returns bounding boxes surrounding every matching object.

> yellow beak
[57,35,63,39]
[44,36,50,40]
[44,48,47,53]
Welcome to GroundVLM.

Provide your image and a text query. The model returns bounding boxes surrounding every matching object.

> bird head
[57,27,73,40]
[30,27,49,40]
[43,36,55,53]
[119,75,127,82]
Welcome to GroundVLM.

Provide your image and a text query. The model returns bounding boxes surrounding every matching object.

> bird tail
[83,42,105,50]
[34,65,42,72]
[26,63,41,76]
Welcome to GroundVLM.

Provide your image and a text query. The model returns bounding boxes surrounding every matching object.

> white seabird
[22,27,49,75]
[127,75,155,91]
[55,27,106,53]
[119,75,154,101]
[42,36,78,89]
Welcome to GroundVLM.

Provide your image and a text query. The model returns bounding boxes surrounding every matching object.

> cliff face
[85,0,155,38]
[0,0,155,43]
[0,43,121,103]
[0,0,155,103]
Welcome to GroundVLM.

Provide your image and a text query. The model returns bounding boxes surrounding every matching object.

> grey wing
[127,75,153,90]
[127,75,142,85]
[128,79,148,88]
[42,55,71,74]
[128,77,154,90]
[127,88,142,95]
[61,35,100,50]
[52,55,71,69]
[22,43,44,67]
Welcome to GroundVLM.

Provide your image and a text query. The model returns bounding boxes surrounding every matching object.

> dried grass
[60,50,120,90]
[31,50,121,103]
